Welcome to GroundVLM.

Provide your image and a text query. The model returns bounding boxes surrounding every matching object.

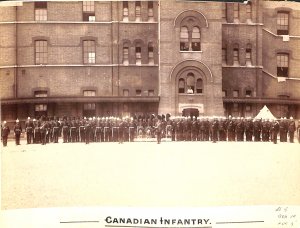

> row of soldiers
[1,114,299,146]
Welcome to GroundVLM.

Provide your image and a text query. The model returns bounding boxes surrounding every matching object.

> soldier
[288,117,296,143]
[40,118,48,145]
[253,119,262,142]
[52,117,60,143]
[14,119,22,145]
[227,116,235,142]
[211,117,219,143]
[191,117,198,141]
[70,117,77,143]
[155,115,163,144]
[25,117,34,144]
[176,117,183,141]
[235,117,245,141]
[1,121,10,147]
[271,119,280,144]
[61,118,69,143]
[95,117,102,142]
[279,117,287,142]
[79,117,86,142]
[118,118,126,144]
[129,117,136,142]
[244,117,254,142]
[84,118,92,144]
[203,117,210,141]
[261,119,269,142]
[218,117,227,141]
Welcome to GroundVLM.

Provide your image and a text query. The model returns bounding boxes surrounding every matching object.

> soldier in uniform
[235,117,245,141]
[155,115,163,144]
[129,117,136,142]
[227,116,235,142]
[244,117,254,142]
[40,118,48,145]
[1,121,10,147]
[253,119,261,142]
[52,117,60,143]
[191,117,198,141]
[84,118,92,144]
[79,117,86,142]
[118,118,126,144]
[279,117,287,142]
[288,117,296,143]
[271,119,279,144]
[25,117,34,144]
[203,117,210,141]
[70,117,77,143]
[14,119,22,145]
[61,117,69,143]
[211,117,219,143]
[218,117,227,141]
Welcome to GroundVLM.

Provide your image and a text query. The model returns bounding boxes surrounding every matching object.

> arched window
[233,44,239,66]
[246,3,252,22]
[135,1,141,21]
[186,73,195,94]
[148,42,154,65]
[178,78,185,93]
[196,78,203,94]
[246,43,252,66]
[123,42,129,65]
[135,44,142,65]
[123,1,129,21]
[191,27,201,51]
[180,26,189,51]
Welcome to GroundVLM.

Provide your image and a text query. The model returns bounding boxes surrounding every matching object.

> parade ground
[1,140,300,210]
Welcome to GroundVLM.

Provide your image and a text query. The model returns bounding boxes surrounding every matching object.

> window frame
[277,11,289,35]
[34,2,47,21]
[83,40,96,64]
[277,53,289,77]
[35,40,48,65]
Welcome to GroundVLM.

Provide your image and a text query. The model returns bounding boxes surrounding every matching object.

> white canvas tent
[254,105,277,120]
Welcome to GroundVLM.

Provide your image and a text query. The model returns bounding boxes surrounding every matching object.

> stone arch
[174,10,208,28]
[169,60,213,83]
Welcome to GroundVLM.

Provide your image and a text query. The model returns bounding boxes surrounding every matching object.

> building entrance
[182,108,199,118]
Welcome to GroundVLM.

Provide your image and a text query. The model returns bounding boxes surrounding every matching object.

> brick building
[0,0,300,122]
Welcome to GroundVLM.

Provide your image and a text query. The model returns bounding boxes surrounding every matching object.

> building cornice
[0,96,160,105]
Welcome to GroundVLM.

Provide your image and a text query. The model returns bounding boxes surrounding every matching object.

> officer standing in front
[14,119,22,145]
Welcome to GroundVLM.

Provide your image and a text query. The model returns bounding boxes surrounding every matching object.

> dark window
[277,53,289,77]
[148,90,154,96]
[136,89,142,96]
[196,78,203,94]
[277,12,289,35]
[83,40,96,64]
[191,27,201,51]
[178,78,185,93]
[83,1,95,22]
[123,46,129,65]
[245,90,252,97]
[148,43,154,65]
[135,1,141,21]
[233,47,239,65]
[35,40,48,64]
[135,45,141,65]
[246,48,252,66]
[148,1,154,20]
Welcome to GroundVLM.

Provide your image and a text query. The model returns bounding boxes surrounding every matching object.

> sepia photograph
[0,0,300,227]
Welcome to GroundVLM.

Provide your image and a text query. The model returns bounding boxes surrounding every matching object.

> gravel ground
[1,139,300,209]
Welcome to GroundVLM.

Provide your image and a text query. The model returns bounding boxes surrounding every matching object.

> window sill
[179,93,204,96]
[180,51,202,53]
[222,64,263,69]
